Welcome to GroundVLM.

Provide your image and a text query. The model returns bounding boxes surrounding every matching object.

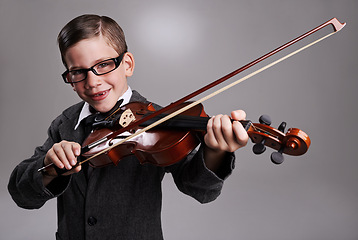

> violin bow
[69,18,347,166]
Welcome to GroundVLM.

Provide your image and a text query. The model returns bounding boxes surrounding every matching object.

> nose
[85,71,101,89]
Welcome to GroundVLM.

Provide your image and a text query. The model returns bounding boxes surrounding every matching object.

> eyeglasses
[62,52,126,84]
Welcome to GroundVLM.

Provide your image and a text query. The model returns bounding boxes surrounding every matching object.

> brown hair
[58,14,128,67]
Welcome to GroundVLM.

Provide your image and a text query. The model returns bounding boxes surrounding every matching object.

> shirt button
[87,216,97,226]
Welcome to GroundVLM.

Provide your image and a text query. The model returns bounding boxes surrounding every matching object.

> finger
[220,115,238,149]
[53,143,73,170]
[45,147,65,169]
[231,110,249,146]
[52,141,74,170]
[62,143,76,166]
[204,116,219,149]
[72,142,81,157]
[219,115,249,152]
[53,143,72,169]
[231,110,246,121]
[232,121,249,146]
[211,114,230,149]
[63,164,82,176]
[62,142,81,166]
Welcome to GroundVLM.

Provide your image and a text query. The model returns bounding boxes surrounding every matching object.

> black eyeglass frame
[62,52,127,84]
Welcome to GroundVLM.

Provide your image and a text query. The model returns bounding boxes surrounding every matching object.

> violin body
[82,102,208,167]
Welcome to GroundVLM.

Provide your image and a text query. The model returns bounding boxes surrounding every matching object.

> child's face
[64,35,134,113]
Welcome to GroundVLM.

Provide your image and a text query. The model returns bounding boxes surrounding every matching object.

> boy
[8,14,248,239]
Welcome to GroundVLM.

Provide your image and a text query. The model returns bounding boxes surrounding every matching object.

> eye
[97,60,115,70]
[71,69,85,76]
[98,62,110,68]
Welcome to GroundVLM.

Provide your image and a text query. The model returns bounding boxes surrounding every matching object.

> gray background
[1,0,357,239]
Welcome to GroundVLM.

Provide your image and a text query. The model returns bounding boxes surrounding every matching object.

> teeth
[95,92,105,97]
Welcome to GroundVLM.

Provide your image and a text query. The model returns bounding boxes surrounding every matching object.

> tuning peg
[253,142,266,155]
[252,115,270,155]
[278,121,287,133]
[271,147,284,164]
[270,122,287,163]
[259,115,271,125]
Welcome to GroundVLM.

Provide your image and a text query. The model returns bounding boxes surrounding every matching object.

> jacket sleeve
[165,143,236,204]
[8,116,71,209]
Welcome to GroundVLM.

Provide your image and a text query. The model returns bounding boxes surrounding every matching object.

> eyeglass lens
[66,58,117,83]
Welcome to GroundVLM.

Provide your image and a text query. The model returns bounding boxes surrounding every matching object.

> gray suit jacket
[8,90,235,240]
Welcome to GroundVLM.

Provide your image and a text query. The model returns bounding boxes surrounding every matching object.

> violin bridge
[119,109,136,127]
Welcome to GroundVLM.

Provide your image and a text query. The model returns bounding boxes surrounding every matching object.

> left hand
[204,109,249,153]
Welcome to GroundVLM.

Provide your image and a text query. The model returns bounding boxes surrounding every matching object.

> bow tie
[86,99,124,130]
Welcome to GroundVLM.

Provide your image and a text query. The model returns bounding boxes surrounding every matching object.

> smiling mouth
[94,91,107,97]
[90,90,110,101]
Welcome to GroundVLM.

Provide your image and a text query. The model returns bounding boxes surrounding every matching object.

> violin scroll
[247,115,311,164]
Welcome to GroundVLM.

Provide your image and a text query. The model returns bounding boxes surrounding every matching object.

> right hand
[44,140,82,177]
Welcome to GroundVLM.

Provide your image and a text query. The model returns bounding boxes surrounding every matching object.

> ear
[123,52,135,77]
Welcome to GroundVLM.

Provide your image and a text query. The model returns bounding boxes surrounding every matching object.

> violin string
[79,29,339,165]
[252,124,280,139]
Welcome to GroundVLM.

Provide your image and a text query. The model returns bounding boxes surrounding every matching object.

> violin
[81,101,310,167]
[38,17,345,175]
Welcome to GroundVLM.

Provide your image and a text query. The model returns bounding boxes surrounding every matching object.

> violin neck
[140,114,252,132]
[140,114,208,130]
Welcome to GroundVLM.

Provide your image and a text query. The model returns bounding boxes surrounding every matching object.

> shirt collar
[74,86,132,130]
